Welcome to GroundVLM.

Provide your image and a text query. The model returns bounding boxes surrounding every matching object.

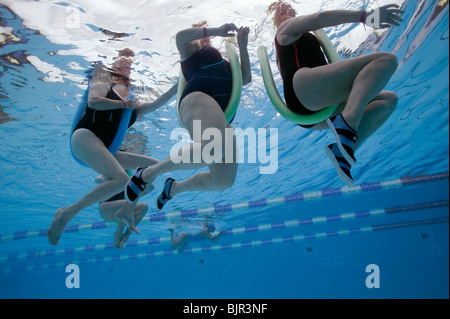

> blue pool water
[0,0,448,300]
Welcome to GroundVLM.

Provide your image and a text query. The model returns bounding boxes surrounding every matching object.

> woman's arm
[277,4,403,46]
[237,27,252,86]
[87,83,134,110]
[176,24,239,60]
[135,82,178,117]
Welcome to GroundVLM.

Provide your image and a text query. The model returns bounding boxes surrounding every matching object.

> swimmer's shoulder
[88,82,110,98]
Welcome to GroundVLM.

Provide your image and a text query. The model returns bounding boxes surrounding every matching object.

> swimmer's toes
[47,231,59,246]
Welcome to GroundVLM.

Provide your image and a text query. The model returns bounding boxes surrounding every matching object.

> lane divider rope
[1,199,447,265]
[2,216,448,274]
[1,171,448,244]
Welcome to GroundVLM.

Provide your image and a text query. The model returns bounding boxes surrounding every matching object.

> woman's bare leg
[47,129,137,245]
[170,141,238,196]
[354,91,398,149]
[115,151,159,170]
[293,52,398,130]
[140,93,229,183]
[311,90,398,149]
[293,53,398,184]
[168,229,189,249]
[95,151,159,184]
[127,92,238,205]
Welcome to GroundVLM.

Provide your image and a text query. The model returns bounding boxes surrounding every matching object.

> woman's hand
[215,23,239,37]
[370,4,404,28]
[124,99,137,110]
[237,26,252,86]
[237,26,250,48]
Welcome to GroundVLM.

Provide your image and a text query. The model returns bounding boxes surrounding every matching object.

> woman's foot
[115,206,140,234]
[113,228,127,249]
[157,178,176,210]
[125,167,148,203]
[325,144,354,186]
[47,207,76,246]
[114,204,149,249]
[327,115,358,167]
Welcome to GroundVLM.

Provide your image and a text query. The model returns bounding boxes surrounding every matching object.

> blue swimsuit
[186,233,204,242]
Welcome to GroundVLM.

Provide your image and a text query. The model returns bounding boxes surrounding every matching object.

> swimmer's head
[110,72,131,88]
[269,0,297,29]
[205,222,216,233]
[110,48,135,87]
[89,49,134,94]
[117,48,135,59]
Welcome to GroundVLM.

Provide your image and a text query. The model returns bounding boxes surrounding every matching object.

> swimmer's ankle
[142,167,155,184]
[332,115,358,147]
[336,113,358,133]
[169,181,178,198]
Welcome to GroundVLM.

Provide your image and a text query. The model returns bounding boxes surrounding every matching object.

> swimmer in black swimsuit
[73,87,138,149]
[271,2,403,185]
[179,45,233,114]
[48,49,177,246]
[123,24,252,209]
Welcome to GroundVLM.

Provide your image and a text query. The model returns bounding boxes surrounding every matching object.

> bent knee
[106,172,131,195]
[117,172,131,185]
[381,91,399,112]
[222,178,235,190]
[379,53,398,73]
[136,202,149,213]
[385,91,399,107]
[214,176,235,191]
